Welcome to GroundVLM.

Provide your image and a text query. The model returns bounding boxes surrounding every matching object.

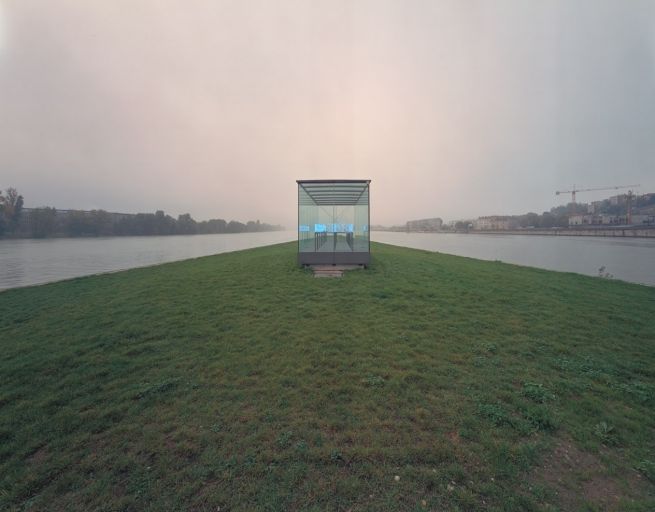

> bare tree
[0,187,25,235]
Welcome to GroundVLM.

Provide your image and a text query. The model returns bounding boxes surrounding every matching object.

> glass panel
[298,182,369,254]
[298,185,316,253]
[354,187,369,252]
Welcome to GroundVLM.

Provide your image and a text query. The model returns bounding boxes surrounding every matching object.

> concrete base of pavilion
[310,265,365,278]
[298,252,370,266]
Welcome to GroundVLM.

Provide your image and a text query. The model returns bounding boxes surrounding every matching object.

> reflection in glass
[297,180,370,266]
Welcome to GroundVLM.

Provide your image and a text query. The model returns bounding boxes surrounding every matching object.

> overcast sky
[1,0,654,226]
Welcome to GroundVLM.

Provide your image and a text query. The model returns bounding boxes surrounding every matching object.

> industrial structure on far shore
[402,191,655,233]
[405,217,443,232]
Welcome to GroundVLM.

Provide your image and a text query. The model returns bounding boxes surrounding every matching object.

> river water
[371,232,655,286]
[0,231,296,291]
[0,231,653,290]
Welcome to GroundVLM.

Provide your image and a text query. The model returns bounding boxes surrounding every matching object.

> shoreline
[376,227,655,238]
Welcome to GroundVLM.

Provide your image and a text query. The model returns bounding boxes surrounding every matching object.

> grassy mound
[1,242,654,511]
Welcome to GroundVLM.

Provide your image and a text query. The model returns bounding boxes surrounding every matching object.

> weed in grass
[481,342,498,354]
[477,402,512,428]
[275,430,293,449]
[330,450,343,463]
[593,421,619,446]
[521,405,559,432]
[458,422,478,441]
[522,382,556,403]
[555,356,617,381]
[616,381,654,404]
[472,355,486,368]
[277,397,289,408]
[489,443,521,480]
[263,411,275,423]
[528,482,553,502]
[362,374,385,387]
[635,460,655,482]
[294,440,308,454]
[598,265,614,279]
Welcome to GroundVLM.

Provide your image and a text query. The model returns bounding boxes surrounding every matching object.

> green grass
[1,242,654,511]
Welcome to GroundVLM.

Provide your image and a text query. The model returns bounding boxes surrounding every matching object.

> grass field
[1,241,654,511]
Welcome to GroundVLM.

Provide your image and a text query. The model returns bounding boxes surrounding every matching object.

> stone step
[313,271,343,278]
[311,264,364,278]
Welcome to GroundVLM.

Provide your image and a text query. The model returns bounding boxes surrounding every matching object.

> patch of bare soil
[447,430,461,445]
[530,437,647,511]
[27,445,48,466]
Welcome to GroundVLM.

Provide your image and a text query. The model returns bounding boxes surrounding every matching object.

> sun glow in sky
[0,1,654,226]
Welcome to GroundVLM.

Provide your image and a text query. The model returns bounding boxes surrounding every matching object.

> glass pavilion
[297,179,370,266]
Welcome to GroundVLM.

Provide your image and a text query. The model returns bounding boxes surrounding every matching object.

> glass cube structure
[297,179,370,266]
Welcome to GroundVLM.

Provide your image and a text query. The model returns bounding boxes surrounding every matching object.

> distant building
[568,214,592,226]
[474,216,519,230]
[588,201,602,214]
[406,217,443,232]
[568,214,641,226]
[600,215,626,225]
[631,215,655,225]
[609,194,627,206]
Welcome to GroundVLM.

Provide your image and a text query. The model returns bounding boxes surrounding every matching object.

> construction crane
[555,184,640,203]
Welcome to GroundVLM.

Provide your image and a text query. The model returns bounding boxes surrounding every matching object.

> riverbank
[0,228,287,240]
[1,242,654,511]
[0,231,296,290]
[467,226,655,238]
[371,231,655,286]
[393,226,655,238]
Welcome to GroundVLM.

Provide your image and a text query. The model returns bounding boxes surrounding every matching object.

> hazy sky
[1,0,654,226]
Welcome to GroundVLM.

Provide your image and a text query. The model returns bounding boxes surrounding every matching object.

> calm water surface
[1,231,653,290]
[0,231,296,290]
[371,232,655,286]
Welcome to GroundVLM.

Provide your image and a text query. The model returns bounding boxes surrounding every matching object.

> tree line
[0,188,283,238]
[0,188,24,236]
[514,206,574,229]
[0,187,24,236]
[442,208,573,232]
